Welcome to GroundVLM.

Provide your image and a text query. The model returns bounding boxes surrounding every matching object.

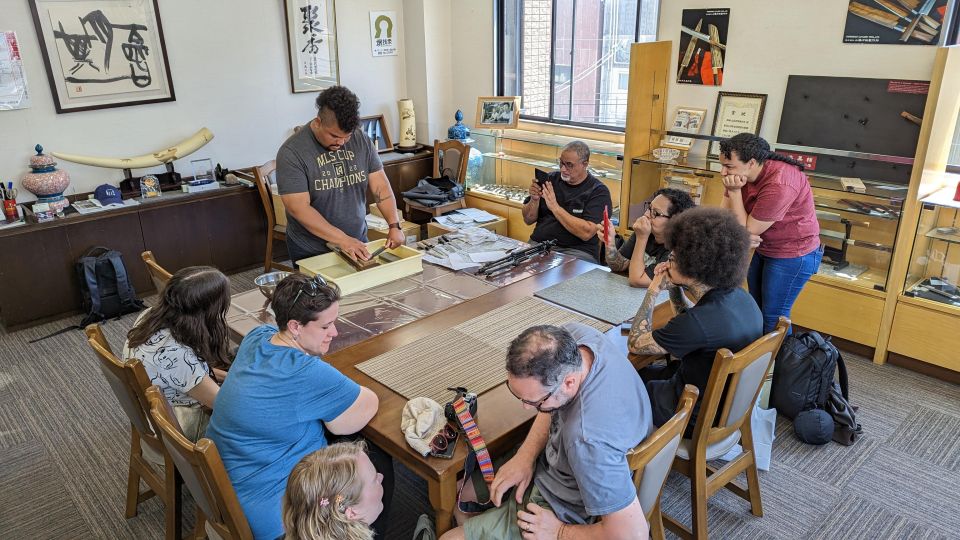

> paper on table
[468,251,507,263]
[447,253,480,270]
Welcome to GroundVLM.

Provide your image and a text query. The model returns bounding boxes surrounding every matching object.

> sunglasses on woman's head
[292,275,328,306]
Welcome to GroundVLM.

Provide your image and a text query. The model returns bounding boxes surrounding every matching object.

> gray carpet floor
[1,267,959,539]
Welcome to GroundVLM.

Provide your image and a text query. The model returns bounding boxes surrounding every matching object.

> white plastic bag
[719,402,777,471]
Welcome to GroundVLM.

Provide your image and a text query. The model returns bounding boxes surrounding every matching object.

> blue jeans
[747,246,823,334]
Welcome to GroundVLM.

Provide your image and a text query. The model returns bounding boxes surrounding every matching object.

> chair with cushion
[251,161,294,272]
[663,317,790,540]
[404,138,470,219]
[84,323,182,540]
[141,250,173,293]
[147,386,253,540]
[627,384,699,540]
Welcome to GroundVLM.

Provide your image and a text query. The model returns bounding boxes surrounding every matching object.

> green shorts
[463,483,553,540]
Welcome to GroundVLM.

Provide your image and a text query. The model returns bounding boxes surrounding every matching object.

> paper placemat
[356,297,612,404]
[534,268,664,324]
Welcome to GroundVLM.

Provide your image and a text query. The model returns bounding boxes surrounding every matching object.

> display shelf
[472,129,624,159]
[903,202,960,311]
[478,152,623,182]
[919,182,960,209]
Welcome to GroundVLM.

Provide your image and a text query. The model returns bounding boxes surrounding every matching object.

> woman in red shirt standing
[719,133,822,333]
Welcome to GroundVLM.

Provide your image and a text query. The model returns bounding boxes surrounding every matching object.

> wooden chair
[662,317,790,540]
[627,385,699,540]
[84,324,183,540]
[404,138,470,219]
[141,250,173,293]
[251,161,294,273]
[147,386,254,540]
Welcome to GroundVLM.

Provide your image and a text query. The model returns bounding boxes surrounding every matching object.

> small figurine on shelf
[21,144,71,214]
[140,175,162,198]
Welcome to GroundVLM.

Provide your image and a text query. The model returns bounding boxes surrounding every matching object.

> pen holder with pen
[2,199,18,221]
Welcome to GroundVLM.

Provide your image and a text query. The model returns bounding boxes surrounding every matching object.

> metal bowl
[255,271,292,301]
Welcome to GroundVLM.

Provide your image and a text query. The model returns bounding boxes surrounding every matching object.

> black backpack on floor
[76,246,145,327]
[771,331,863,445]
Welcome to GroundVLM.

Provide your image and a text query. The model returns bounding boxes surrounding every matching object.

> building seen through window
[498,0,659,130]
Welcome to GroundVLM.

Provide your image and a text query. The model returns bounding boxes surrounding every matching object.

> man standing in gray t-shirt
[276,85,404,263]
[440,323,653,540]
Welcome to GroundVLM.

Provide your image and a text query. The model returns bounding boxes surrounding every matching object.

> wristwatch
[388,222,402,230]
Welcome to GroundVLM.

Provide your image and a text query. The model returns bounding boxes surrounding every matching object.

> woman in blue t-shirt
[206,274,391,540]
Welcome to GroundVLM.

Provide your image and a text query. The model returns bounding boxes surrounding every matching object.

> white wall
[0,0,407,197]
[449,1,496,128]
[659,0,938,145]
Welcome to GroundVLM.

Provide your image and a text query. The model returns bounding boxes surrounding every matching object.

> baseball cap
[794,409,833,445]
[401,397,447,457]
[94,184,123,205]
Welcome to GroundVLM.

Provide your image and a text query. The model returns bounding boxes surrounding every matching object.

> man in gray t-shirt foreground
[440,323,653,540]
[276,85,404,263]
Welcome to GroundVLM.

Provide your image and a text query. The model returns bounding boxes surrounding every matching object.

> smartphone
[535,168,550,186]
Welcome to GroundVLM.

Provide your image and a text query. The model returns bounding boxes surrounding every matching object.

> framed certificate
[662,107,707,150]
[708,92,767,158]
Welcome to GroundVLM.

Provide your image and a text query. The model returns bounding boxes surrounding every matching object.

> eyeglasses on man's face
[292,275,329,306]
[557,158,585,170]
[507,381,558,411]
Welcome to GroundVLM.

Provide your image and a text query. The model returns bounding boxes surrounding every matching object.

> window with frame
[497,0,659,131]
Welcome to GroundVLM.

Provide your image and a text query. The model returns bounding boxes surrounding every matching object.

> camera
[444,387,478,426]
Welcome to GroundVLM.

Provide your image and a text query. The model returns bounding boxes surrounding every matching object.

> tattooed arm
[627,272,669,355]
[597,224,630,271]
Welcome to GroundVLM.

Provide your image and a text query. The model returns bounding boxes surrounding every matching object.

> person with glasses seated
[626,207,762,433]
[207,274,393,540]
[277,85,405,265]
[523,141,612,263]
[597,188,695,287]
[440,323,652,540]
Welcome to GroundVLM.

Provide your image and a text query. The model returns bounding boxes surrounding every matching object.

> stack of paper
[432,209,500,229]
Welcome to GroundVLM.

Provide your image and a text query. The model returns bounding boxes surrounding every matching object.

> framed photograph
[28,0,175,113]
[708,92,767,158]
[359,114,393,153]
[476,96,521,129]
[284,0,339,93]
[662,107,707,151]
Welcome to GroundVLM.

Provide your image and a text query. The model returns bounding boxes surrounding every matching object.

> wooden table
[227,260,671,533]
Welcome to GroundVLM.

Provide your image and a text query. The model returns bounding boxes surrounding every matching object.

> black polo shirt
[618,234,671,278]
[528,171,611,259]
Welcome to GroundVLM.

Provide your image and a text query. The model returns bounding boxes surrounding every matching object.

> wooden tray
[298,239,423,296]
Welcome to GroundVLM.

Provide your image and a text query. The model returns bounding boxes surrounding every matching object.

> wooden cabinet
[0,186,266,330]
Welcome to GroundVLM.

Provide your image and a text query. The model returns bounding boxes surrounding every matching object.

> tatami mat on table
[356,297,612,404]
[535,267,662,324]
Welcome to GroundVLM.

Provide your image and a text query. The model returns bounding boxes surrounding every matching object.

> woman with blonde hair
[283,441,384,540]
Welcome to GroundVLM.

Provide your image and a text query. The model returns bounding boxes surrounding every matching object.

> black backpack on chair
[75,246,145,327]
[771,331,863,445]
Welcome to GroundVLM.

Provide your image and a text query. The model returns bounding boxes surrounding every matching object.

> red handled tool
[602,205,610,245]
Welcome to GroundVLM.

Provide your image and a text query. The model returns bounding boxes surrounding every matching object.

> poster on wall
[676,8,729,86]
[370,11,398,57]
[28,0,175,113]
[844,0,947,45]
[284,0,339,93]
[0,31,31,110]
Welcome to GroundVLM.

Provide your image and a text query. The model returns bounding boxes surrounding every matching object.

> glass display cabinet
[466,128,624,223]
[629,153,906,292]
[903,181,960,308]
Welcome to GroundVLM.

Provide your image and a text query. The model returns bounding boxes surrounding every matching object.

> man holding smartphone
[523,141,611,263]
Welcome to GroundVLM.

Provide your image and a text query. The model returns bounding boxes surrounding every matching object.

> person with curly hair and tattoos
[597,188,695,287]
[626,207,762,432]
[276,85,405,264]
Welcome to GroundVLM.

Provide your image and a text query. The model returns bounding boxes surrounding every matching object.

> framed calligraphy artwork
[28,0,175,113]
[708,92,767,158]
[284,0,339,93]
